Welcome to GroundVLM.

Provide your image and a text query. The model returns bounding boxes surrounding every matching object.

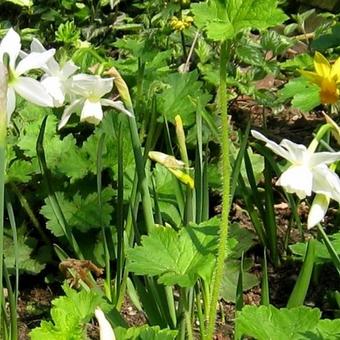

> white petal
[71,74,113,99]
[100,99,134,117]
[95,308,115,340]
[80,99,103,125]
[276,165,313,199]
[312,165,340,202]
[30,38,45,53]
[0,28,21,69]
[61,61,78,78]
[14,76,54,107]
[31,39,60,74]
[279,139,308,163]
[16,49,55,75]
[41,76,65,106]
[58,98,84,130]
[309,151,340,167]
[6,87,16,120]
[251,130,291,161]
[307,194,329,229]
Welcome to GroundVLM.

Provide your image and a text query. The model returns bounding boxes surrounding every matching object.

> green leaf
[311,23,340,50]
[127,224,218,287]
[30,284,105,340]
[6,160,35,183]
[4,227,46,275]
[290,232,340,264]
[40,187,115,237]
[191,0,288,41]
[115,325,178,340]
[260,30,292,55]
[235,305,321,340]
[278,77,320,112]
[314,319,340,339]
[157,71,209,126]
[220,259,259,302]
[229,223,257,259]
[280,53,313,71]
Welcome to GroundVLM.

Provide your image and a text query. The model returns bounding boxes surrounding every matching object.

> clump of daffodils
[300,52,340,104]
[0,27,132,127]
[170,15,193,31]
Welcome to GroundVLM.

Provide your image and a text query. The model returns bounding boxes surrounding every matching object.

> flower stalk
[206,40,230,339]
[0,61,8,332]
[107,66,154,233]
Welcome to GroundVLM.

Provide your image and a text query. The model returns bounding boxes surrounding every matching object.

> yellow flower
[170,16,193,31]
[300,52,340,104]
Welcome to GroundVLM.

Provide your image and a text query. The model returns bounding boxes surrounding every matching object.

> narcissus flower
[58,74,132,129]
[251,130,340,201]
[0,28,55,119]
[29,39,78,106]
[300,52,340,104]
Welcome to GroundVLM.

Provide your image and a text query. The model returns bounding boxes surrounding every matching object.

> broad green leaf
[40,187,115,237]
[278,77,320,112]
[30,284,105,340]
[4,227,46,275]
[220,259,259,302]
[6,160,35,183]
[157,71,210,126]
[235,305,321,340]
[280,54,313,71]
[290,232,340,264]
[315,319,340,339]
[311,24,340,50]
[191,0,288,41]
[229,223,257,259]
[127,224,218,287]
[115,325,178,340]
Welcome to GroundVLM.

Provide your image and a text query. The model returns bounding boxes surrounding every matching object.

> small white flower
[251,130,340,201]
[0,28,55,120]
[58,74,132,130]
[95,307,115,340]
[28,39,78,106]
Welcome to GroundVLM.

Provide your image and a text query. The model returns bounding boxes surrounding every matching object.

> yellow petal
[331,56,340,82]
[300,70,323,86]
[320,78,339,104]
[314,51,331,78]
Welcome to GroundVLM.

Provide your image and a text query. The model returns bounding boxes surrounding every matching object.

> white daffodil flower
[94,307,115,340]
[58,74,133,130]
[29,39,78,106]
[251,130,340,201]
[0,28,55,120]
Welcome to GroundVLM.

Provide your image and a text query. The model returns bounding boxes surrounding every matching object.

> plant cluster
[0,0,340,339]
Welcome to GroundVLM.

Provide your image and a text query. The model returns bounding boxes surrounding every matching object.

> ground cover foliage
[0,0,340,339]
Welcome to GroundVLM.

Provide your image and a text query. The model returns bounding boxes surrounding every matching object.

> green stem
[97,133,112,301]
[10,183,50,245]
[0,62,8,333]
[317,224,340,276]
[128,115,155,233]
[206,41,230,339]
